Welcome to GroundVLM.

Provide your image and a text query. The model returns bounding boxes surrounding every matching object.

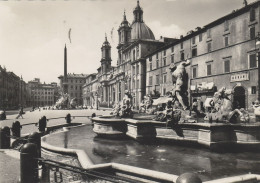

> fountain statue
[204,87,249,123]
[153,59,191,123]
[111,92,133,118]
[169,59,190,110]
[139,94,153,114]
[55,93,77,109]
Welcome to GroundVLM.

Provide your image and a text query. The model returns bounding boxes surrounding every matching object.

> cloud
[148,21,184,39]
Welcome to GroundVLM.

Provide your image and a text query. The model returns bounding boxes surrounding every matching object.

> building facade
[146,1,260,110]
[0,65,28,109]
[28,78,57,107]
[85,0,260,110]
[84,1,175,109]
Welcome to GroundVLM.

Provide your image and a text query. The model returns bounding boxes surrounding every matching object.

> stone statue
[169,59,190,110]
[139,94,153,113]
[111,92,133,118]
[204,87,250,123]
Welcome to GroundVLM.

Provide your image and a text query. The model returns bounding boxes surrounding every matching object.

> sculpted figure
[111,92,133,118]
[169,59,190,110]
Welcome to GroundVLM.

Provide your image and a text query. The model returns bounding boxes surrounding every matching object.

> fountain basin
[92,115,260,151]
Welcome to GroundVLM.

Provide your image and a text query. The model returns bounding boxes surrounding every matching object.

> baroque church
[83,0,176,109]
[84,0,260,110]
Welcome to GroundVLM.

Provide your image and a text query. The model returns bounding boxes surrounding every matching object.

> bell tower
[118,10,131,46]
[100,34,112,74]
[117,10,131,65]
[133,0,143,23]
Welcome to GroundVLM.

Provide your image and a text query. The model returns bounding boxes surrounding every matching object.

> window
[207,29,211,38]
[163,50,166,56]
[163,58,166,66]
[163,74,167,83]
[171,55,174,63]
[132,66,135,74]
[136,79,139,89]
[250,27,255,40]
[171,46,174,52]
[136,64,139,74]
[249,54,257,68]
[149,76,153,86]
[192,37,195,44]
[250,8,255,21]
[180,42,183,49]
[207,64,212,76]
[252,86,257,94]
[192,66,197,78]
[156,53,158,59]
[225,36,229,47]
[224,20,229,31]
[224,60,230,73]
[156,75,159,85]
[181,52,185,61]
[156,60,159,68]
[133,79,135,89]
[133,50,136,61]
[199,33,202,42]
[192,48,197,57]
[149,57,152,61]
[149,62,152,71]
[207,42,212,52]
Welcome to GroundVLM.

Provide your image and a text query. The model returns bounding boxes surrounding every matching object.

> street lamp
[255,32,260,101]
[95,92,99,110]
[20,76,23,107]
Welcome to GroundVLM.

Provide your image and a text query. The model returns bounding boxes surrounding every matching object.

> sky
[0,0,255,83]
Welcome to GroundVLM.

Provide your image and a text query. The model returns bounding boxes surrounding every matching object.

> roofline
[145,0,260,58]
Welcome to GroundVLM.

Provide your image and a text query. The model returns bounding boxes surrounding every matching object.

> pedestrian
[16,107,24,119]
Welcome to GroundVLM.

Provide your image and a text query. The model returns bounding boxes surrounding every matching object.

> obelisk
[63,44,68,94]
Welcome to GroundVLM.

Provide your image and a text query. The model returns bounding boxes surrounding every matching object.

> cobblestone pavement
[0,109,113,183]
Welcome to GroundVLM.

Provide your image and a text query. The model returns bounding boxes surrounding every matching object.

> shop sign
[230,72,249,82]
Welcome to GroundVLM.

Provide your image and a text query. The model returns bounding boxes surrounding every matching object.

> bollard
[176,173,202,183]
[91,113,96,125]
[38,116,47,133]
[20,143,39,183]
[91,113,96,118]
[65,113,71,124]
[0,126,10,149]
[11,121,22,137]
[28,132,41,158]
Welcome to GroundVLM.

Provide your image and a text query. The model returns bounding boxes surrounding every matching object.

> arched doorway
[233,86,246,109]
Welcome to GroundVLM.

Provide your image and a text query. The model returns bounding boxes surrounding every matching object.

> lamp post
[20,76,23,107]
[255,32,260,101]
[95,92,99,110]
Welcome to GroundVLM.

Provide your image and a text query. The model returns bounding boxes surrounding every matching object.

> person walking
[16,107,24,119]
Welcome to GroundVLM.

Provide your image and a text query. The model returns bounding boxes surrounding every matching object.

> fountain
[55,93,77,109]
[92,59,260,151]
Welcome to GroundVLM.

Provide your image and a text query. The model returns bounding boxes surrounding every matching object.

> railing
[38,158,144,183]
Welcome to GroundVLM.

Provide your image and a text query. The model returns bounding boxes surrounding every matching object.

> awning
[204,97,213,107]
[153,97,173,105]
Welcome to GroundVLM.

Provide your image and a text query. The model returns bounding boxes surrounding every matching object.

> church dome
[130,0,155,41]
[131,22,155,40]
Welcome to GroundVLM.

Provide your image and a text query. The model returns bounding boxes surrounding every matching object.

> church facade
[83,0,260,110]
